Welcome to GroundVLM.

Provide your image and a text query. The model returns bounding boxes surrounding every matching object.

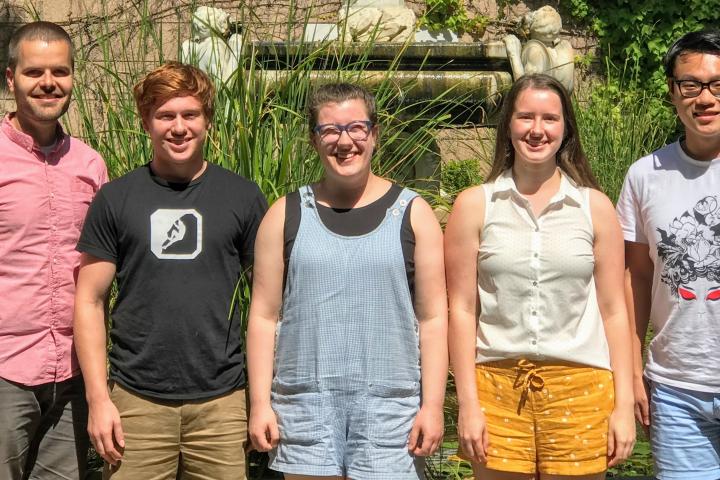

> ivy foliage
[441,158,484,199]
[419,0,489,36]
[562,0,718,93]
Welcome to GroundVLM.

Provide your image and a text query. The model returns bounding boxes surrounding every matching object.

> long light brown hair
[487,74,599,189]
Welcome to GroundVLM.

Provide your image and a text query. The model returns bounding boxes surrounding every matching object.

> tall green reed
[575,59,678,203]
[69,0,470,202]
[65,4,502,478]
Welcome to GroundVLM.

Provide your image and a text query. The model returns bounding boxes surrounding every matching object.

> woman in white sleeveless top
[445,74,635,479]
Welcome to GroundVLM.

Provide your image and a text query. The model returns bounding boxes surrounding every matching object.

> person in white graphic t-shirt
[617,29,720,480]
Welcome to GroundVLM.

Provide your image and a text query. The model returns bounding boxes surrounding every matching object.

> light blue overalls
[269,185,424,480]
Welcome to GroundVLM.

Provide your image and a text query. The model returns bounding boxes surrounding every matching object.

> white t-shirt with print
[617,141,720,392]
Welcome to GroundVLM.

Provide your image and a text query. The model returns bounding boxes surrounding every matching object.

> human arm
[246,197,285,452]
[625,241,653,430]
[238,185,270,283]
[590,190,636,467]
[73,254,121,465]
[444,186,488,464]
[406,197,448,457]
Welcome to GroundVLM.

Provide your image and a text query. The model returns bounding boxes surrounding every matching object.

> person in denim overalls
[247,83,448,480]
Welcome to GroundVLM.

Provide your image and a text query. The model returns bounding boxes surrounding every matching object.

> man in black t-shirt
[73,62,267,479]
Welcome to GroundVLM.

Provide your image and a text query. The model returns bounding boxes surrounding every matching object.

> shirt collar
[1,113,68,154]
[493,168,584,208]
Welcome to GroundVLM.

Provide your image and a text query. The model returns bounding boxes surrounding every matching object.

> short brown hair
[133,61,216,121]
[7,21,74,71]
[307,82,377,134]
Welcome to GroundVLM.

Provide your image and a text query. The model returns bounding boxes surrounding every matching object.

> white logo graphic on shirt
[656,195,720,299]
[150,209,203,259]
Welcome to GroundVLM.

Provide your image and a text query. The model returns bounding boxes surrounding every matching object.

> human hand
[87,397,124,466]
[607,405,636,468]
[457,404,488,464]
[408,405,444,456]
[633,376,651,434]
[248,403,280,452]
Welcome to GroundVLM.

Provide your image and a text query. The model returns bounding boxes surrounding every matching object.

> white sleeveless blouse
[475,169,611,370]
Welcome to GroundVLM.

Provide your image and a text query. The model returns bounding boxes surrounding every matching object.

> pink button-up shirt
[0,114,107,386]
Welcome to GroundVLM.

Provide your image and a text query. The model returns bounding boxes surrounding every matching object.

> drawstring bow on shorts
[513,359,545,415]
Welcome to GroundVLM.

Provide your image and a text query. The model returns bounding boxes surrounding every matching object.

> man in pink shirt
[0,21,107,480]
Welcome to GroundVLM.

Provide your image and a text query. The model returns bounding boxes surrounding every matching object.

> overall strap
[387,187,419,219]
[299,185,315,210]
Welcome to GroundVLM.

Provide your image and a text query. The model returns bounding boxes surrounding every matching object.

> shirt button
[533,253,539,258]
[532,281,538,286]
[50,193,54,198]
[531,340,537,345]
[532,310,537,315]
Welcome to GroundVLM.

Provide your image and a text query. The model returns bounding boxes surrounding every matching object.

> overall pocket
[367,381,421,448]
[271,379,324,446]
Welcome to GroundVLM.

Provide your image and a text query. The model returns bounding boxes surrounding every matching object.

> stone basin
[251,41,512,121]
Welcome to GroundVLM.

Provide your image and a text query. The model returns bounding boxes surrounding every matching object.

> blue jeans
[650,381,720,480]
[0,376,89,480]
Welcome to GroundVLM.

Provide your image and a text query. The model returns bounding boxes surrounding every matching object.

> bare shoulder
[257,195,287,238]
[409,194,435,218]
[588,188,616,220]
[588,188,621,237]
[448,185,486,228]
[455,185,486,210]
[409,195,442,237]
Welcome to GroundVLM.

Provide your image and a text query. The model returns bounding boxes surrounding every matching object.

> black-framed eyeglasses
[673,79,720,98]
[313,120,373,142]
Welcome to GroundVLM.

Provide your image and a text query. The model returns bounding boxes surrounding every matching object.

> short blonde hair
[133,61,215,121]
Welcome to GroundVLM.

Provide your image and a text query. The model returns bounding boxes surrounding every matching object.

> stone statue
[180,6,242,83]
[338,0,416,43]
[503,6,574,92]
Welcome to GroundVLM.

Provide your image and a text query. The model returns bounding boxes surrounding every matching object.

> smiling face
[669,52,720,146]
[509,87,565,167]
[143,95,209,170]
[6,39,73,125]
[311,99,378,182]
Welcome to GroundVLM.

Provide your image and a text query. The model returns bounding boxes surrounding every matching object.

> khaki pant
[105,383,247,480]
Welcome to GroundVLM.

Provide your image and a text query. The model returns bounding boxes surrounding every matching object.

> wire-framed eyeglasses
[313,120,373,142]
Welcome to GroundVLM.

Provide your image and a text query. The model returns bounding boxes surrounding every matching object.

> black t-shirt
[283,184,416,298]
[77,163,267,400]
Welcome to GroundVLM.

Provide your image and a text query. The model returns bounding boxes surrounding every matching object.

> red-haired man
[74,62,267,479]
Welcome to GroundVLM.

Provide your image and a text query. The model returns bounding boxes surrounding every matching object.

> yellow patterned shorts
[464,359,614,475]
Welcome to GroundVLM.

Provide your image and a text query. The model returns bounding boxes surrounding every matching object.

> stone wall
[0,0,595,166]
[0,0,595,76]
